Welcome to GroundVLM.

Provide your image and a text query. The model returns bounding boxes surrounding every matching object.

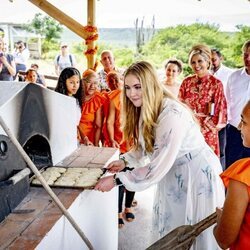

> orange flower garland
[85,34,99,45]
[83,25,98,33]
[84,46,98,55]
[83,26,98,69]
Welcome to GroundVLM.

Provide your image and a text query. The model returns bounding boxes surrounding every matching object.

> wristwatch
[113,174,122,186]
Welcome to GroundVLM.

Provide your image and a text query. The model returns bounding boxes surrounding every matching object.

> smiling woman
[179,44,227,157]
[94,61,225,250]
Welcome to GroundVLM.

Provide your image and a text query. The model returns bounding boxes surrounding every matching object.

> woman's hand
[111,140,120,149]
[94,175,115,192]
[83,136,93,146]
[106,160,126,173]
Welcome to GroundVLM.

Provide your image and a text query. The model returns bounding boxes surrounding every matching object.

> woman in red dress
[179,44,227,156]
[78,69,104,146]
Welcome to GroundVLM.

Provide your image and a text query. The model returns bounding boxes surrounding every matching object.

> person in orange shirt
[213,100,250,249]
[78,69,104,146]
[104,71,135,228]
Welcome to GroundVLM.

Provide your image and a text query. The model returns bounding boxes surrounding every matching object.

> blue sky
[2,0,250,31]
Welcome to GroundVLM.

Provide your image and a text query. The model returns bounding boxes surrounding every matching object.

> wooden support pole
[86,0,97,69]
[28,0,87,39]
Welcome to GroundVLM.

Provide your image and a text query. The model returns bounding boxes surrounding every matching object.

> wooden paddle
[147,211,217,250]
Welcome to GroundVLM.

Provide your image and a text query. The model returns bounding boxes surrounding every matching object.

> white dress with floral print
[116,98,225,250]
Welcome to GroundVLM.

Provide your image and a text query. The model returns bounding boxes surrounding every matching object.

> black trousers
[218,127,226,170]
[118,185,135,213]
[225,124,250,169]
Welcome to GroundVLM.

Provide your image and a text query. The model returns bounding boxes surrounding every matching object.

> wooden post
[86,0,97,69]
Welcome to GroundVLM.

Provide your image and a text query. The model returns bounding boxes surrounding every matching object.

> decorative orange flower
[83,25,98,33]
[84,46,98,55]
[85,34,99,45]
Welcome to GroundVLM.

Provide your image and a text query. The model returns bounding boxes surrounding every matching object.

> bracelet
[113,174,122,186]
[120,156,128,167]
[113,174,117,186]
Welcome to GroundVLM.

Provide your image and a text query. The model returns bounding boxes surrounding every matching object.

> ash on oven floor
[31,167,104,188]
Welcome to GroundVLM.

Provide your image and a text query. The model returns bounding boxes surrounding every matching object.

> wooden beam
[28,0,87,39]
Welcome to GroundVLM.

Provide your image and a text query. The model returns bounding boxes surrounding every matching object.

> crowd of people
[1,35,250,249]
[0,38,75,86]
[94,42,250,250]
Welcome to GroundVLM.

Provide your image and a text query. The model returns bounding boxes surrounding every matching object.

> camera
[0,52,3,57]
[19,45,23,49]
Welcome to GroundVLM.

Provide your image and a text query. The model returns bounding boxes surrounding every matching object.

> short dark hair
[31,63,39,69]
[211,48,222,57]
[164,58,183,73]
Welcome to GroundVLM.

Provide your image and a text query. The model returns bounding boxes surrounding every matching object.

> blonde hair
[122,61,175,153]
[188,44,212,69]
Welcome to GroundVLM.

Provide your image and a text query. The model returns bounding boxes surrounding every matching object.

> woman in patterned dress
[95,61,225,249]
[179,44,227,157]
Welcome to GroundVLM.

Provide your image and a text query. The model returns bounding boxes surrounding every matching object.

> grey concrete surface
[118,186,156,250]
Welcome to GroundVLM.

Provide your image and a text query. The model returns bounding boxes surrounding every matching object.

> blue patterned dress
[116,98,225,250]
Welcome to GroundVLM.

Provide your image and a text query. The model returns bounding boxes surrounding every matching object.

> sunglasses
[61,46,67,48]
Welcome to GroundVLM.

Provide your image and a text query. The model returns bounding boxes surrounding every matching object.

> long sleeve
[117,101,191,191]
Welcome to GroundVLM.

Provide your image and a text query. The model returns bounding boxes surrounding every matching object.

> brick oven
[0,81,79,222]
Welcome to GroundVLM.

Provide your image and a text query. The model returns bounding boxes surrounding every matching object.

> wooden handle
[178,211,217,243]
[9,168,31,185]
[193,211,217,236]
[0,116,93,250]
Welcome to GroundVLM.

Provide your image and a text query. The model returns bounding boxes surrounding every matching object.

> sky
[1,0,250,31]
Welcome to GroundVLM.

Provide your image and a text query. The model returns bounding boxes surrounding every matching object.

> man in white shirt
[97,50,123,91]
[54,42,76,76]
[225,40,250,168]
[13,40,30,79]
[211,48,234,169]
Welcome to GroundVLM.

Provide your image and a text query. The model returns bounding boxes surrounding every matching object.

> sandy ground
[118,186,156,250]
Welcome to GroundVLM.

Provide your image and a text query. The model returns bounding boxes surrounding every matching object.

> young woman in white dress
[95,61,225,250]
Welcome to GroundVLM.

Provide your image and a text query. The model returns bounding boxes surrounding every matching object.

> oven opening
[23,135,52,169]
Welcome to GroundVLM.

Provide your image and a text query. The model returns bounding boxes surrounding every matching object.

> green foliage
[229,25,250,67]
[113,48,135,67]
[138,23,250,76]
[141,23,235,76]
[70,23,250,74]
[26,13,63,42]
[25,13,63,56]
[25,16,250,73]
